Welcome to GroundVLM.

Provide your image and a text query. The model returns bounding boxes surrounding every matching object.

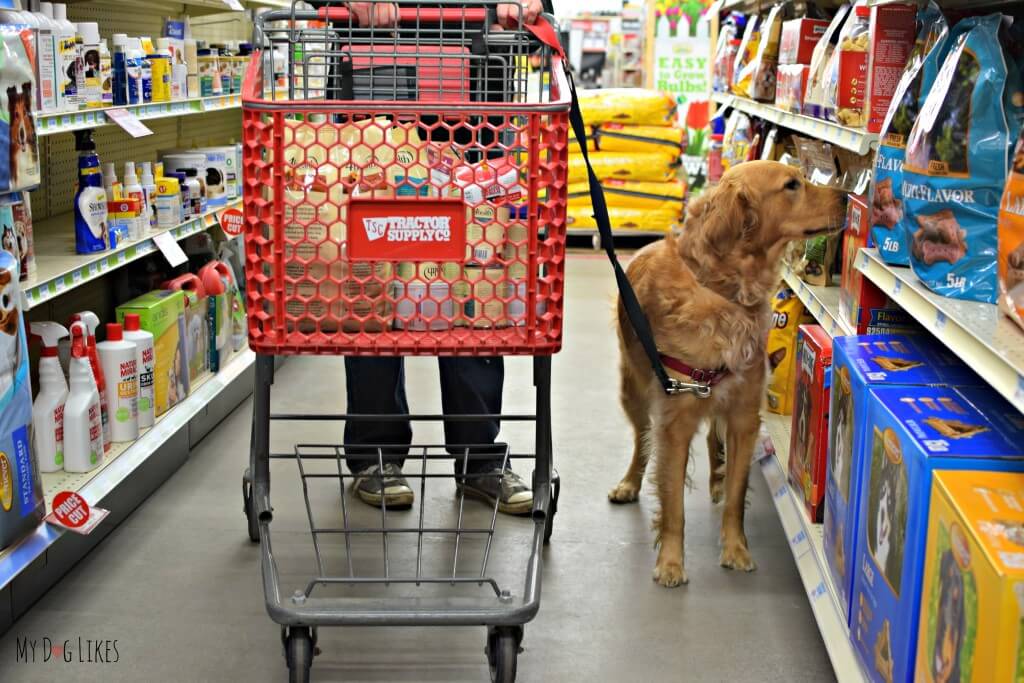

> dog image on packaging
[788,324,832,522]
[850,387,1024,683]
[917,470,1024,683]
[116,290,188,417]
[0,32,41,192]
[765,287,812,415]
[824,334,980,623]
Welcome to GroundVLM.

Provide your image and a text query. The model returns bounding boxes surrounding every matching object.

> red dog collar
[659,354,730,386]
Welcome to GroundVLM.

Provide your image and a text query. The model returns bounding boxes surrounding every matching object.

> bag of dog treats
[903,15,1024,304]
[741,4,784,102]
[824,5,868,125]
[731,16,761,98]
[597,123,685,157]
[0,31,40,193]
[804,4,851,119]
[721,109,753,171]
[766,287,813,415]
[869,2,949,266]
[576,88,676,126]
[568,151,677,184]
[998,123,1024,331]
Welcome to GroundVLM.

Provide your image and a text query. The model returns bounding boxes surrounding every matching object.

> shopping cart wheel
[486,626,522,682]
[243,469,259,543]
[284,626,314,683]
[544,471,560,545]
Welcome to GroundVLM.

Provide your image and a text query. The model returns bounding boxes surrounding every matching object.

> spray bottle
[122,314,154,429]
[139,161,158,230]
[73,129,108,254]
[122,162,147,238]
[71,311,110,451]
[96,323,138,443]
[31,322,69,473]
[63,322,104,473]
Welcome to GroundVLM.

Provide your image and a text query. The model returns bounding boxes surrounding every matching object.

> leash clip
[667,378,713,398]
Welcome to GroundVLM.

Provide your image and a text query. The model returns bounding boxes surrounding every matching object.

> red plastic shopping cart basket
[240,4,570,356]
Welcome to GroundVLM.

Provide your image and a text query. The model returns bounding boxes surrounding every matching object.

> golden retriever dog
[608,161,847,587]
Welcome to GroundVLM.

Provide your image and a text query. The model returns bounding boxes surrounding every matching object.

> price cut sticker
[220,207,245,236]
[45,491,109,535]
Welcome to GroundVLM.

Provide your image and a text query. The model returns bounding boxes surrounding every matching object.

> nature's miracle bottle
[73,129,108,254]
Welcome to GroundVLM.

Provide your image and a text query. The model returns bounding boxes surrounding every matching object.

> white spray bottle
[31,322,69,473]
[63,322,104,473]
[96,322,138,443]
[121,313,154,428]
[71,311,110,451]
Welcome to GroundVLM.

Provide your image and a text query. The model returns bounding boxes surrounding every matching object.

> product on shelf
[73,129,109,253]
[77,22,102,109]
[765,287,812,416]
[850,386,1024,683]
[10,191,34,281]
[121,314,154,429]
[71,311,109,452]
[567,151,678,185]
[148,38,171,103]
[0,31,41,192]
[746,4,784,102]
[0,250,44,552]
[96,322,139,444]
[116,290,187,417]
[575,88,676,126]
[63,321,104,473]
[720,109,753,172]
[803,4,851,119]
[823,334,980,623]
[787,324,832,522]
[162,274,209,384]
[864,3,917,134]
[154,175,182,228]
[199,261,236,372]
[916,470,1024,683]
[711,15,743,94]
[730,14,760,98]
[774,64,809,114]
[125,37,145,104]
[827,4,869,127]
[869,2,950,267]
[595,123,685,158]
[779,18,829,66]
[903,15,1024,305]
[31,321,69,473]
[53,4,78,111]
[998,122,1024,332]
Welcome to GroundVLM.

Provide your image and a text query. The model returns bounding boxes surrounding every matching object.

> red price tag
[52,491,90,528]
[220,208,245,236]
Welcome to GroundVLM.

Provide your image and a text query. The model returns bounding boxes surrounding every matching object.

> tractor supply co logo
[362,215,453,243]
[15,636,121,664]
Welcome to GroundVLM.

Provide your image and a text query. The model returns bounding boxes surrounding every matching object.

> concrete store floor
[2,255,835,683]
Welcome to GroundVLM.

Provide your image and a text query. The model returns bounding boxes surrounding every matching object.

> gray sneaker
[353,463,414,508]
[457,468,533,515]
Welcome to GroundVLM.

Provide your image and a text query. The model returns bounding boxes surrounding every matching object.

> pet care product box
[850,386,1024,683]
[788,324,832,522]
[766,287,814,416]
[824,334,977,623]
[116,290,187,417]
[865,3,918,134]
[779,18,830,65]
[0,251,44,552]
[162,274,210,384]
[916,470,1024,683]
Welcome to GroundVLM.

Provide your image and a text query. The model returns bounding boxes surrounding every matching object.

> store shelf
[35,94,241,137]
[0,349,255,592]
[857,247,1024,414]
[759,413,868,683]
[711,93,879,156]
[23,199,241,310]
[782,266,855,338]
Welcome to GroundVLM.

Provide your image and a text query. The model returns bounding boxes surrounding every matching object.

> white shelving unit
[35,95,241,136]
[782,266,855,338]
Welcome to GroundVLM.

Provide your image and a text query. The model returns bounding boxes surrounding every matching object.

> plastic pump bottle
[139,161,158,229]
[71,311,110,451]
[63,322,104,473]
[52,3,79,111]
[122,314,154,428]
[97,323,139,443]
[102,162,120,200]
[73,129,108,254]
[31,322,70,473]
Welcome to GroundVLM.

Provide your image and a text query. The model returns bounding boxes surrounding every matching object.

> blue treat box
[850,386,1024,683]
[822,334,978,623]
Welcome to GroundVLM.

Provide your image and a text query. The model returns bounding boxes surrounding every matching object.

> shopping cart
[240,2,568,680]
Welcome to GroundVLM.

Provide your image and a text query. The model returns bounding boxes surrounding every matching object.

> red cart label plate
[347,198,466,262]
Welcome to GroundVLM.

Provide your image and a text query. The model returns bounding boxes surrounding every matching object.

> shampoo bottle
[53,4,78,111]
[39,4,64,111]
[97,323,138,443]
[76,22,102,108]
[99,38,112,106]
[125,38,144,104]
[139,161,158,229]
[30,6,58,113]
[111,33,128,106]
[31,322,69,473]
[63,322,104,473]
[73,130,108,254]
[122,314,154,429]
[72,312,110,451]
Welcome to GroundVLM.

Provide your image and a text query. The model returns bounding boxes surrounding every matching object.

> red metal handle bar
[317,7,489,23]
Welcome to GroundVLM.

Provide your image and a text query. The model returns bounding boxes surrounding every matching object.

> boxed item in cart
[765,287,812,416]
[779,18,829,66]
[116,290,188,417]
[0,250,44,553]
[916,470,1024,683]
[774,64,809,114]
[864,3,918,134]
[824,334,979,624]
[787,324,832,522]
[850,386,1024,683]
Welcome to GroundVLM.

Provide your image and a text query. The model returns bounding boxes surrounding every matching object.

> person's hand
[348,2,398,27]
[496,0,541,28]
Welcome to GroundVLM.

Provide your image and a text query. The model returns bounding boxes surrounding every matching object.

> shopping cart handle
[318,7,489,24]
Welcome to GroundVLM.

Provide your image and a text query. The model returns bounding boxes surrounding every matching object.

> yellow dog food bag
[998,125,1024,332]
[568,151,677,185]
[576,88,676,126]
[567,179,685,216]
[766,287,812,415]
[565,205,678,233]
[597,123,685,157]
[916,470,1024,683]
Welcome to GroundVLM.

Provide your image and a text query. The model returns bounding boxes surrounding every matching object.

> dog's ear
[21,82,31,106]
[6,86,15,107]
[685,177,759,258]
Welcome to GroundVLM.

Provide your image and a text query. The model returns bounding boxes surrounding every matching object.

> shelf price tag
[45,491,109,536]
[106,108,154,138]
[935,311,947,331]
[153,231,188,267]
[892,280,902,296]
[223,0,244,9]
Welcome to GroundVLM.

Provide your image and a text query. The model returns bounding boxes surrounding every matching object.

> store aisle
[2,256,834,683]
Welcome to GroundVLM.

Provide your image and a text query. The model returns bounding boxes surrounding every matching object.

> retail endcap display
[31,322,70,473]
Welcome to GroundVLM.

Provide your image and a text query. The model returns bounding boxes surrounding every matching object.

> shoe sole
[456,484,533,516]
[354,485,414,509]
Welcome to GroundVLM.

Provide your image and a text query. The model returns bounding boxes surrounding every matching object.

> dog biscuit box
[850,386,1024,683]
[0,251,44,552]
[824,334,979,623]
[916,470,1024,683]
[116,290,188,417]
[788,324,832,522]
[766,286,813,415]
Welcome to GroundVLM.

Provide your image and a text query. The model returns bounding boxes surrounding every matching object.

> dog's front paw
[720,543,757,572]
[709,478,725,505]
[608,479,640,504]
[653,560,688,587]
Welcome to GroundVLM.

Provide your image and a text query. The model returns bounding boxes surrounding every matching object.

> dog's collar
[659,354,730,386]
